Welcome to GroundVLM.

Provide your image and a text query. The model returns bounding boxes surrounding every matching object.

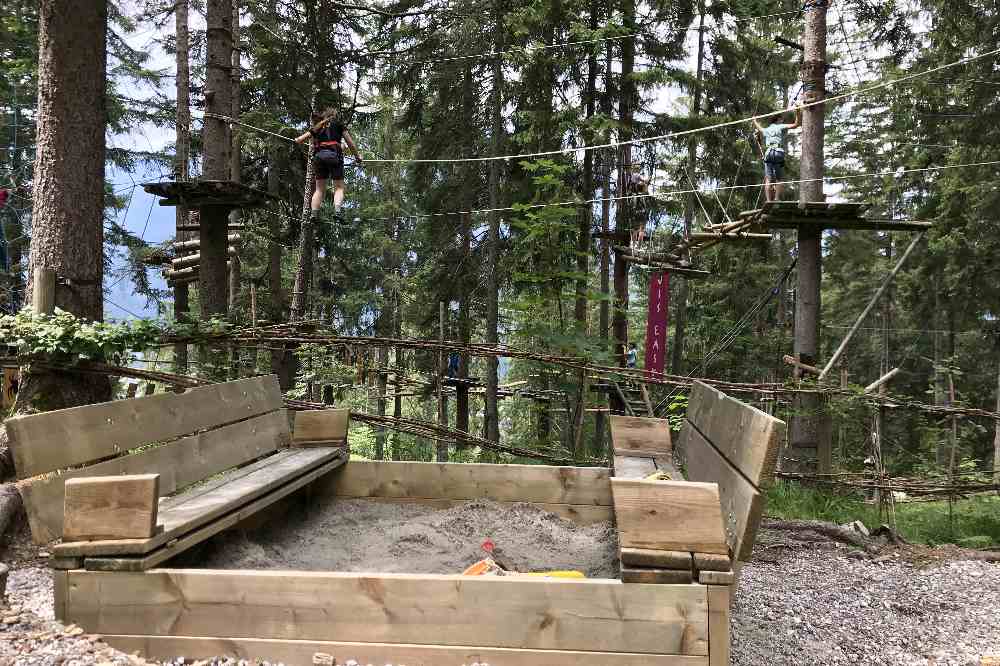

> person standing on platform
[626,342,638,369]
[753,108,801,202]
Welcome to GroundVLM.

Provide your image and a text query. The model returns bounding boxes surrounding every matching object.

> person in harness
[753,107,801,202]
[294,107,363,223]
[624,165,651,244]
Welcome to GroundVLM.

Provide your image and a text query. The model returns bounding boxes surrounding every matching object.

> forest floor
[1,515,999,665]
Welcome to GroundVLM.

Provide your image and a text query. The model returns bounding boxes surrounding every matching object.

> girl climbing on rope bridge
[295,107,364,224]
[752,107,801,203]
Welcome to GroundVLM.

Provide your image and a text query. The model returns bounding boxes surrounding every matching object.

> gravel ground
[2,518,999,665]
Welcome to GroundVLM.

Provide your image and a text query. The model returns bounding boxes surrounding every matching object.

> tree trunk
[0,0,111,482]
[612,0,635,385]
[199,0,233,318]
[290,145,316,321]
[457,214,472,440]
[227,3,241,314]
[787,1,827,474]
[173,0,191,372]
[484,0,504,446]
[994,355,1000,484]
[594,42,614,456]
[671,0,705,376]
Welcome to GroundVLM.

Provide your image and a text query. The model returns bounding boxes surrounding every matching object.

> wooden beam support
[783,354,821,377]
[63,474,160,541]
[864,367,900,394]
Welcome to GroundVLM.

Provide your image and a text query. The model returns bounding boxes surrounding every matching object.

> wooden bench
[609,382,785,665]
[5,375,349,571]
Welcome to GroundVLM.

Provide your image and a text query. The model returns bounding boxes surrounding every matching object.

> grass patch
[765,481,1000,548]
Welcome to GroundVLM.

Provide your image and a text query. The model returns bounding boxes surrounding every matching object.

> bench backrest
[6,375,287,543]
[678,381,784,561]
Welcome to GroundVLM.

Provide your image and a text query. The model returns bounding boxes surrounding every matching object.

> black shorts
[313,148,344,181]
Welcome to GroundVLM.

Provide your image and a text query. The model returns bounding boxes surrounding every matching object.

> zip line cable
[203,45,1000,165]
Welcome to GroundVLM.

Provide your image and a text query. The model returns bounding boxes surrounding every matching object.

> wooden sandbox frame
[6,375,782,666]
[53,458,726,665]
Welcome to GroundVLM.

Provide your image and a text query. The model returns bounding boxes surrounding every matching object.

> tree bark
[173,0,191,372]
[290,145,316,321]
[199,0,233,317]
[594,42,614,455]
[227,3,242,313]
[788,1,827,474]
[612,0,636,399]
[671,0,706,376]
[0,0,112,483]
[484,0,504,446]
[994,355,1000,484]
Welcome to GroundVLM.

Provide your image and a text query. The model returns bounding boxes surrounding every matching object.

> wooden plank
[1,366,18,410]
[707,585,731,666]
[621,548,692,570]
[104,635,710,666]
[613,455,657,479]
[324,461,612,507]
[611,479,728,555]
[20,409,290,543]
[699,570,736,586]
[328,496,613,527]
[6,376,282,479]
[688,381,784,489]
[682,425,763,561]
[692,553,731,572]
[610,415,672,457]
[53,570,69,623]
[49,556,84,570]
[53,448,343,557]
[84,456,347,571]
[292,409,350,445]
[63,474,160,541]
[620,565,694,584]
[65,570,709,655]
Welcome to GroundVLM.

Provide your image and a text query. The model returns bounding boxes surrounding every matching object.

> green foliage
[0,308,162,365]
[766,481,1000,547]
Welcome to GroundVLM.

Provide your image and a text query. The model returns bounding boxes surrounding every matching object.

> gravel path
[2,519,998,664]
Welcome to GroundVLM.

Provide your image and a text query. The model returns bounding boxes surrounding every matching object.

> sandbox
[56,460,721,665]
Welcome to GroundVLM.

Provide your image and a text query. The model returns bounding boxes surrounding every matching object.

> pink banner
[645,271,670,377]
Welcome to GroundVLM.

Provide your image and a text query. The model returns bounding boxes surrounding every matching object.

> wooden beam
[65,570,709,655]
[63,474,160,541]
[699,570,736,586]
[292,409,350,446]
[104,635,711,666]
[610,415,672,458]
[172,248,237,270]
[782,354,821,376]
[32,267,56,315]
[171,234,240,252]
[620,564,694,584]
[864,367,900,394]
[322,460,612,508]
[620,548,692,570]
[707,585,731,666]
[6,376,282,479]
[692,552,731,572]
[611,479,728,555]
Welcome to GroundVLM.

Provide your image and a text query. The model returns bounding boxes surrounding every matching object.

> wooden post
[994,357,1000,484]
[818,234,924,380]
[437,301,447,462]
[173,0,191,374]
[788,0,828,474]
[32,267,56,316]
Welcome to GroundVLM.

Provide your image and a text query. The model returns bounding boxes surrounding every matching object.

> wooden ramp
[740,201,932,232]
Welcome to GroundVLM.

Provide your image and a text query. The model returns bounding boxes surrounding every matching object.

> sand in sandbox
[179,499,620,578]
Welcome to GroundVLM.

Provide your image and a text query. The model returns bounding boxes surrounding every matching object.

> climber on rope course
[624,164,651,245]
[294,107,364,224]
[752,107,801,203]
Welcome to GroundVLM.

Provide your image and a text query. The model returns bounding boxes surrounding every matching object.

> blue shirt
[762,123,792,151]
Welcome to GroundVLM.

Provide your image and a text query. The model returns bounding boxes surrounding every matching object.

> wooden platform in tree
[739,201,932,232]
[142,180,274,210]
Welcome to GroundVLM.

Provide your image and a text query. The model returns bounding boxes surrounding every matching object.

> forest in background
[2,0,999,499]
